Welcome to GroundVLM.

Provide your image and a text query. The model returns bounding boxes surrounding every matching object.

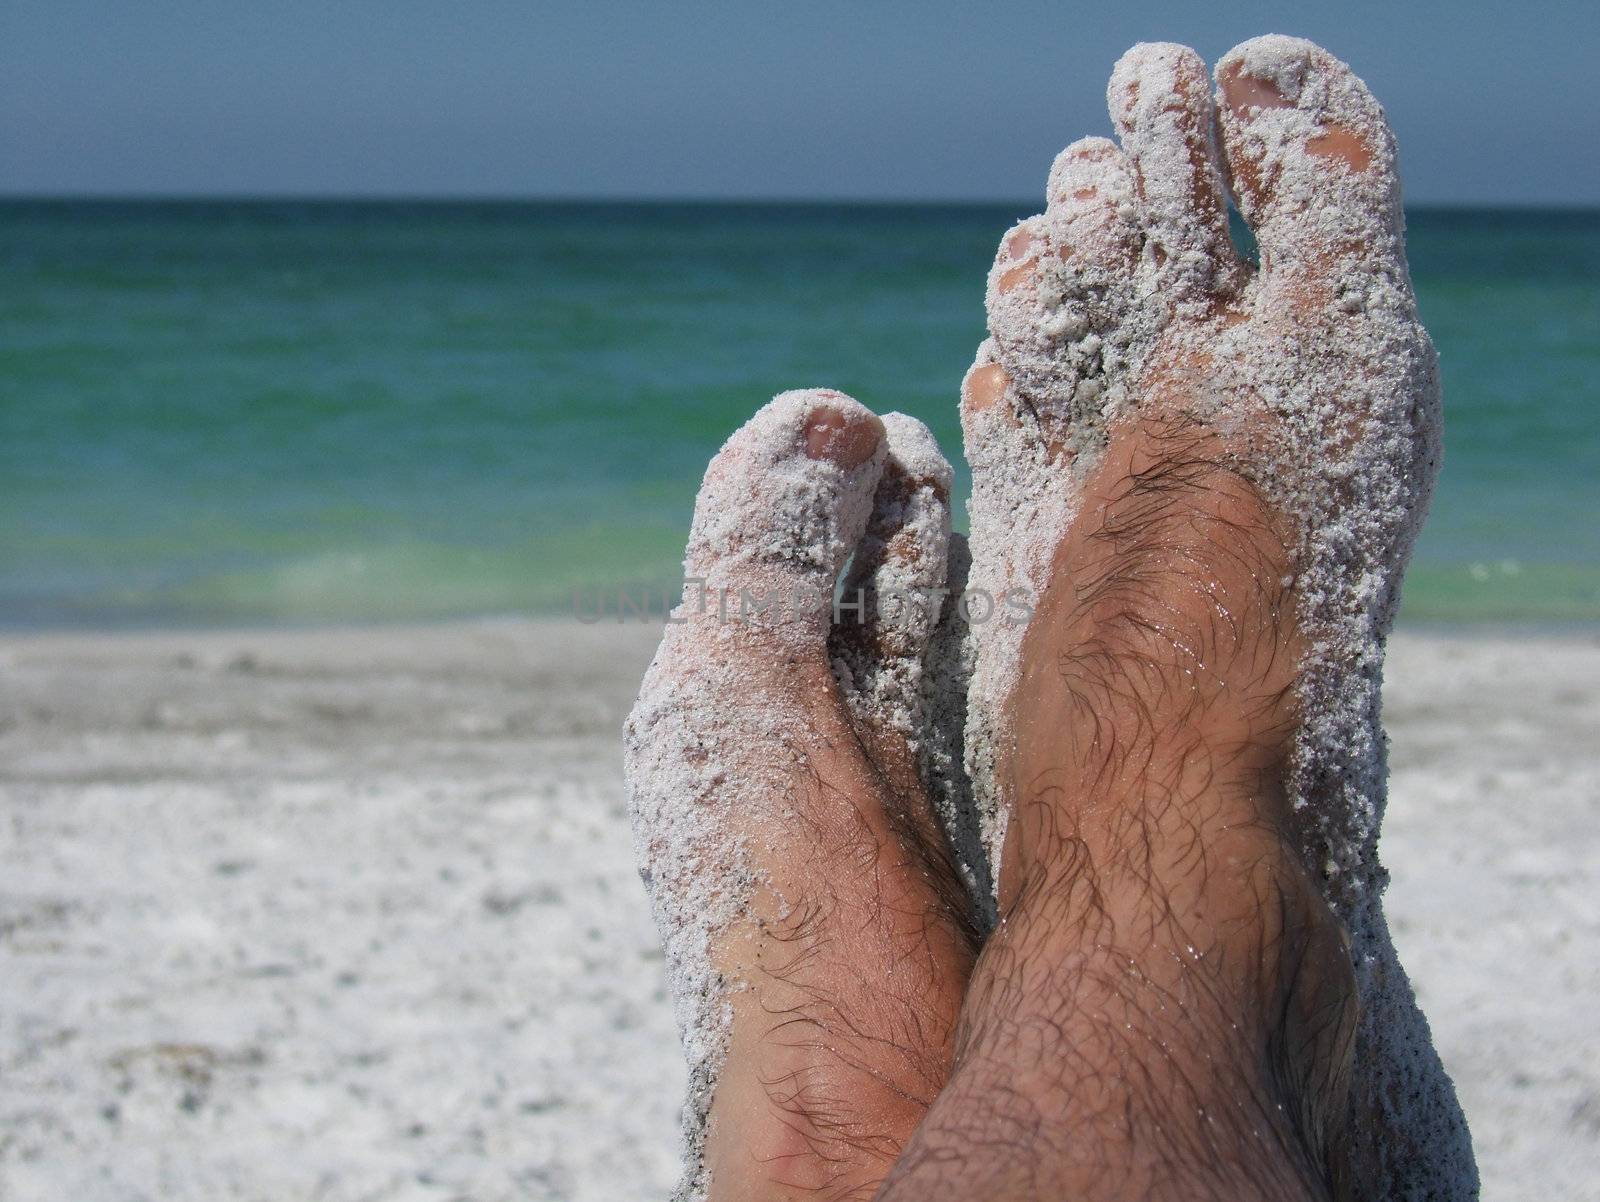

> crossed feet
[625,36,1475,1202]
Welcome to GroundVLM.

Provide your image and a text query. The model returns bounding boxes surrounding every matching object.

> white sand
[1,619,1596,1199]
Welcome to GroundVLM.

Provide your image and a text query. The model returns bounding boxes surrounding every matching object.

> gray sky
[3,0,1596,204]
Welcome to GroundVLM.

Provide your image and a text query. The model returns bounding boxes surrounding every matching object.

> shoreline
[2,620,1596,1198]
[3,610,1598,642]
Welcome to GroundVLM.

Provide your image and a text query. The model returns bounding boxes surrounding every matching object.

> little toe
[962,343,1069,463]
[1109,42,1242,304]
[684,389,885,633]
[1215,36,1404,293]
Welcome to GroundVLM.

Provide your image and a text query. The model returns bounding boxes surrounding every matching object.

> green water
[1,201,1596,627]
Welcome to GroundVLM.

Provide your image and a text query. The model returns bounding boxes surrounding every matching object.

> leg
[886,425,1355,1200]
[898,37,1473,1200]
[626,394,977,1201]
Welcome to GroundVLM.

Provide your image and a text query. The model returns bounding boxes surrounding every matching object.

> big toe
[684,389,885,630]
[1216,36,1404,286]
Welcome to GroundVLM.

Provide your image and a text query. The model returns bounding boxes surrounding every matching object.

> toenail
[997,261,1034,293]
[1221,67,1294,115]
[803,406,882,468]
[1307,125,1373,172]
[963,364,1010,414]
[998,228,1041,292]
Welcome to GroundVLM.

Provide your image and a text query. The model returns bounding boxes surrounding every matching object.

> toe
[987,138,1139,314]
[685,389,885,625]
[1215,36,1404,292]
[1042,136,1142,266]
[984,138,1139,447]
[1109,42,1242,305]
[836,413,953,665]
[831,413,961,851]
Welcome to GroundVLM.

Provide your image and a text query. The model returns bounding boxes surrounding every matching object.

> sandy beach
[1,619,1596,1200]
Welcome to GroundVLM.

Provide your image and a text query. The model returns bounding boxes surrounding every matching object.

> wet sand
[1,620,1595,1199]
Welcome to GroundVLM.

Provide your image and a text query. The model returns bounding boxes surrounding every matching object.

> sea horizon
[4,199,1597,631]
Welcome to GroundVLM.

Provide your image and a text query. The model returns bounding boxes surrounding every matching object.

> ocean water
[2,200,1596,628]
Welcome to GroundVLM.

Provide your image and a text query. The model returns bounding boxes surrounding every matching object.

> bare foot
[923,36,1473,1199]
[625,392,976,1201]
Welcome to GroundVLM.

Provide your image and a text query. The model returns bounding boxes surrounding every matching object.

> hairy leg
[626,394,977,1202]
[892,34,1470,1201]
[883,423,1354,1201]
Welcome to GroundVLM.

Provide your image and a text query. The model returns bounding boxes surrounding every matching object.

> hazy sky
[3,0,1596,204]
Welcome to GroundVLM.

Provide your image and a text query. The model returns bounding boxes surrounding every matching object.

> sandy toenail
[962,364,1010,414]
[1061,142,1121,179]
[996,228,1042,293]
[997,263,1034,294]
[1307,125,1374,171]
[804,405,883,467]
[1221,67,1294,115]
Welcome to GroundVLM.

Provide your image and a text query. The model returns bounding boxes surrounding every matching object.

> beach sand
[1,619,1595,1200]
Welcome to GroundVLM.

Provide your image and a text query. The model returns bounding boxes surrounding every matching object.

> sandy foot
[957,36,1472,1197]
[624,393,972,1200]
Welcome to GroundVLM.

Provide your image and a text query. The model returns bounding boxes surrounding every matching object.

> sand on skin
[0,618,1595,1199]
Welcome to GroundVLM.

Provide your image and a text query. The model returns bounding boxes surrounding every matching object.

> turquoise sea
[2,201,1596,628]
